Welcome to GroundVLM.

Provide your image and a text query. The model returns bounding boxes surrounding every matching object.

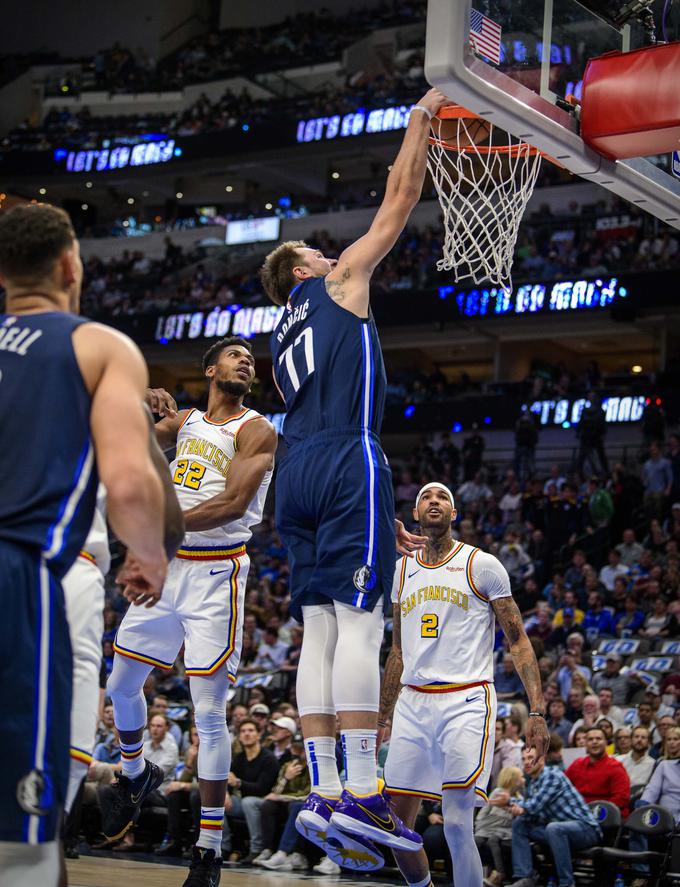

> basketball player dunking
[259,87,447,866]
[0,204,168,887]
[379,483,549,887]
[103,336,277,887]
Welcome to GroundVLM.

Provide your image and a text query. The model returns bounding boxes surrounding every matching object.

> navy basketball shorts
[276,427,396,621]
[0,540,72,844]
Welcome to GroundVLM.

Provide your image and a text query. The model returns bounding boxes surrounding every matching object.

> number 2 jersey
[392,541,512,687]
[171,406,272,550]
[270,276,386,448]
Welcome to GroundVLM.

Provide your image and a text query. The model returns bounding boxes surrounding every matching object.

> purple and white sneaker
[295,794,385,871]
[330,789,423,852]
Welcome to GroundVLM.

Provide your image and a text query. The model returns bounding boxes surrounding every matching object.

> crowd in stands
[74,206,680,327]
[65,417,680,882]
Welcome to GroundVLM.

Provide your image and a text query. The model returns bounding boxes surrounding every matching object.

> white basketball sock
[304,737,342,798]
[341,729,378,795]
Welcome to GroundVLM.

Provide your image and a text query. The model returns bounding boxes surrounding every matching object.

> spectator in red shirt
[565,725,630,817]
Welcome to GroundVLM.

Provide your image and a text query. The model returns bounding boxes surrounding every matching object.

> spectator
[565,726,630,816]
[145,695,182,747]
[613,726,632,756]
[616,528,645,567]
[639,725,680,820]
[565,685,586,724]
[615,593,646,637]
[249,704,272,745]
[639,597,679,639]
[258,741,311,870]
[95,702,116,745]
[633,700,657,736]
[576,392,609,477]
[495,653,525,700]
[498,530,535,589]
[651,715,677,759]
[474,766,524,887]
[462,426,485,479]
[669,434,680,503]
[616,725,655,786]
[582,590,617,641]
[547,698,573,745]
[599,549,630,592]
[597,687,624,728]
[507,747,602,887]
[588,476,614,528]
[591,653,629,704]
[568,695,602,742]
[550,649,591,699]
[252,627,289,670]
[268,716,296,763]
[565,552,589,598]
[642,441,673,519]
[552,590,585,627]
[494,716,525,775]
[224,719,280,861]
[457,470,493,508]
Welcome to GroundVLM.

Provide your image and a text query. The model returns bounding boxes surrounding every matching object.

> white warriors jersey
[80,484,111,575]
[391,540,511,687]
[170,406,273,549]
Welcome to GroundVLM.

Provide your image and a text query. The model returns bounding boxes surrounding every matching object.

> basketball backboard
[425,0,680,229]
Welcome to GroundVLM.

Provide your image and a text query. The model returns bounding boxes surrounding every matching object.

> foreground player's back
[271,276,386,448]
[0,311,98,577]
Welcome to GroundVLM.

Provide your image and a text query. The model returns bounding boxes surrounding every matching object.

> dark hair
[0,204,75,284]
[586,725,607,738]
[260,239,309,305]
[201,336,252,373]
[548,731,564,753]
[238,718,260,734]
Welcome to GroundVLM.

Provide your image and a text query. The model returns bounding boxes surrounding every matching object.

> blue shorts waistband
[285,426,382,451]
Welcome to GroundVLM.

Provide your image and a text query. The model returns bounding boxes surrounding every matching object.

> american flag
[469,8,502,66]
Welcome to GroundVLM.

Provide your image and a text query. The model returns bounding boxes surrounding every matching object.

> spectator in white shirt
[616,725,656,786]
[598,687,624,728]
[616,528,644,567]
[253,627,289,671]
[599,549,630,592]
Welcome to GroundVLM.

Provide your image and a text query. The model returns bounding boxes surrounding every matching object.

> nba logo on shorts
[353,564,377,592]
[361,738,368,751]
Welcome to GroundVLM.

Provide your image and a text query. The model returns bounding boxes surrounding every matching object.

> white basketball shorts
[114,546,249,680]
[62,553,105,765]
[383,681,496,805]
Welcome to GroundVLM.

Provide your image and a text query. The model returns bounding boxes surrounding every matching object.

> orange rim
[428,103,559,163]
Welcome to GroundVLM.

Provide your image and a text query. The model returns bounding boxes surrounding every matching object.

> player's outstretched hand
[395,518,428,557]
[525,715,550,763]
[116,550,167,608]
[144,387,178,418]
[416,87,449,118]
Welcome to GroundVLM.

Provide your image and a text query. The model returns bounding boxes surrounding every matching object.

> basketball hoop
[427,105,551,294]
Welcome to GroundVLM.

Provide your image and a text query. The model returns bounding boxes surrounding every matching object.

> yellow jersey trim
[415,540,465,570]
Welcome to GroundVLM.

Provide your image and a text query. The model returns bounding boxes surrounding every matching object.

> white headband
[415,482,455,511]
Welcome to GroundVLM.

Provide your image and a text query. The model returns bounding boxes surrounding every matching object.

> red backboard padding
[581,41,680,160]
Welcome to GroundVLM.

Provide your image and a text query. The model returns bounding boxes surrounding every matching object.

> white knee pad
[190,672,231,781]
[297,604,338,717]
[332,600,385,713]
[106,654,152,732]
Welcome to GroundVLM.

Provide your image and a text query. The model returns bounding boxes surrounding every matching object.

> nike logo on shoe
[356,803,396,832]
[209,567,232,575]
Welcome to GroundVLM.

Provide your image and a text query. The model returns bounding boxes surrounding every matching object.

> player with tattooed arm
[379,483,549,887]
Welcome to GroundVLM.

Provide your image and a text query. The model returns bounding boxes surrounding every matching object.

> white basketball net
[427,115,544,294]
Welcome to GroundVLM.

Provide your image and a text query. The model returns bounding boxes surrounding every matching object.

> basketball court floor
[66,855,406,887]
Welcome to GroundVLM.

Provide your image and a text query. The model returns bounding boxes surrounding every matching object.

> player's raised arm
[324,88,447,316]
[491,595,550,760]
[73,323,167,602]
[182,417,277,532]
[144,387,189,451]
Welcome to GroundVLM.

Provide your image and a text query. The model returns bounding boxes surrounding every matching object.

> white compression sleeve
[332,601,384,712]
[106,654,153,732]
[190,670,232,781]
[297,604,338,716]
[442,788,483,887]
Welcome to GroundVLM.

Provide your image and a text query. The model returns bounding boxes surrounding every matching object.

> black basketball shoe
[182,846,222,886]
[100,760,164,843]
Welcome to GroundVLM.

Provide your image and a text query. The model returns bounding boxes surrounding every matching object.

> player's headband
[415,482,455,511]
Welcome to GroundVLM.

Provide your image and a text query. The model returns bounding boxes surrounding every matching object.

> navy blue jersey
[0,312,98,578]
[270,276,386,448]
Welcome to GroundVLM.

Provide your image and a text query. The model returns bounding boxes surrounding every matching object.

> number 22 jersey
[392,541,512,687]
[270,276,386,448]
